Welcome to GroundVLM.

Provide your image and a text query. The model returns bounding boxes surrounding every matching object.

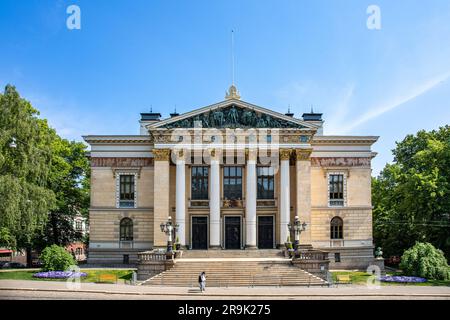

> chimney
[170,107,179,118]
[285,106,294,117]
[139,111,161,135]
[302,111,324,135]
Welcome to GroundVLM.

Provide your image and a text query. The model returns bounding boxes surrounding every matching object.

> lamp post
[287,215,307,250]
[160,216,178,254]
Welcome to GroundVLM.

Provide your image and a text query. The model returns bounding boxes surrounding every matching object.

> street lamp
[160,216,179,253]
[287,216,307,250]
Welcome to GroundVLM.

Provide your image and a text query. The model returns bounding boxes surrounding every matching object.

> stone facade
[83,94,379,269]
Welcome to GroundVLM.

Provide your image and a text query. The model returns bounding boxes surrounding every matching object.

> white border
[115,172,138,209]
[327,171,347,207]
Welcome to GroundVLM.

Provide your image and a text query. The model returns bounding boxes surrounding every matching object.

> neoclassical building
[83,86,378,269]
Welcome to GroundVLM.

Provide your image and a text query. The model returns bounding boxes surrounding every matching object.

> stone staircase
[141,259,328,287]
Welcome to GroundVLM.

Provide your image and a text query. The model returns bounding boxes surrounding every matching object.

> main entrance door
[224,216,241,249]
[191,216,208,249]
[258,216,274,249]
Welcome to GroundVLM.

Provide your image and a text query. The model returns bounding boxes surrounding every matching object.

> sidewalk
[1,280,449,299]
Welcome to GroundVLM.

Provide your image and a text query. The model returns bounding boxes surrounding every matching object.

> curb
[1,287,450,298]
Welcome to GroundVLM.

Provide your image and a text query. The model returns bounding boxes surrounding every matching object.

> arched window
[330,217,343,239]
[120,218,133,241]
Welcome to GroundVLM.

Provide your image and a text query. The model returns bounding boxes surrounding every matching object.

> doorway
[224,216,241,249]
[258,216,274,249]
[191,216,208,249]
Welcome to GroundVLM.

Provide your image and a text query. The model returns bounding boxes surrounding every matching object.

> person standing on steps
[198,271,206,292]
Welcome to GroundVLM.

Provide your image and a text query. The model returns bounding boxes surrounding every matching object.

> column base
[245,245,258,250]
[209,245,222,250]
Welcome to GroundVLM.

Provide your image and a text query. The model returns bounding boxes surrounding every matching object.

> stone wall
[310,208,373,242]
[88,210,153,264]
[87,153,375,269]
[90,167,154,208]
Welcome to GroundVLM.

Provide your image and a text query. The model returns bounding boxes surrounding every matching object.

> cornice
[83,135,152,144]
[312,136,379,145]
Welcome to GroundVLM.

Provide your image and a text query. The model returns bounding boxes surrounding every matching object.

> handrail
[138,251,168,262]
[294,250,329,261]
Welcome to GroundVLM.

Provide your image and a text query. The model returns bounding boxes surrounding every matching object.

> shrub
[40,245,76,271]
[400,242,450,280]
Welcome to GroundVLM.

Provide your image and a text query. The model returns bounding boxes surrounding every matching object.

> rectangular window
[223,166,243,200]
[334,252,341,263]
[119,175,135,208]
[329,174,344,206]
[75,221,82,231]
[191,166,209,200]
[257,166,275,199]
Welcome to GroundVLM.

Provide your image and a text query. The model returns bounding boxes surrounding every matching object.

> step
[142,258,327,287]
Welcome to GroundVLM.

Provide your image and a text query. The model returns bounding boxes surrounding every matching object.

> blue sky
[1,0,450,175]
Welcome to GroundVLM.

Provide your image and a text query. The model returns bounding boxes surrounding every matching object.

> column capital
[173,149,187,163]
[279,148,292,161]
[295,148,313,161]
[153,148,171,161]
[245,149,258,162]
[209,148,222,161]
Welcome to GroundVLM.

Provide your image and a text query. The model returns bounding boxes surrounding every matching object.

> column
[153,149,171,248]
[279,149,291,246]
[175,150,186,246]
[245,150,257,248]
[296,149,312,245]
[209,149,221,248]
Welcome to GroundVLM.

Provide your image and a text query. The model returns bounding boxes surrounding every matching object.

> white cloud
[341,72,450,134]
[324,84,355,135]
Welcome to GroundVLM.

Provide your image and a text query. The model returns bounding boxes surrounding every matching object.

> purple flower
[33,271,87,279]
[379,275,427,283]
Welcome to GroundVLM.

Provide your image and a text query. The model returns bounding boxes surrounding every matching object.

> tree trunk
[26,246,32,268]
[51,212,59,245]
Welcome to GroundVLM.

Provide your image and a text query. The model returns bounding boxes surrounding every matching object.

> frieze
[91,157,153,167]
[311,157,371,167]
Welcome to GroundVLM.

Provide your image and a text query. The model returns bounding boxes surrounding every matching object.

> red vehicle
[385,256,401,267]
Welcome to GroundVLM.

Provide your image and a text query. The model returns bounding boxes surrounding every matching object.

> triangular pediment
[148,99,318,130]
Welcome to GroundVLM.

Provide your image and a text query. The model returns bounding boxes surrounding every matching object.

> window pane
[191,166,208,200]
[257,166,274,199]
[329,174,344,205]
[120,175,134,203]
[120,218,133,241]
[224,166,242,199]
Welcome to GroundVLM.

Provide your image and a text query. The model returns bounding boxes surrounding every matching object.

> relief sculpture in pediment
[163,105,306,129]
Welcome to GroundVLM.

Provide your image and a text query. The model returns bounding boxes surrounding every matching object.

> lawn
[0,269,134,283]
[331,271,450,286]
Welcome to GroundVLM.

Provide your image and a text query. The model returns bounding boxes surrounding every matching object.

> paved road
[1,280,449,300]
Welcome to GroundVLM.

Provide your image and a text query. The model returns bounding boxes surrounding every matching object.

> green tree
[32,125,90,251]
[0,85,56,251]
[400,242,450,280]
[0,85,90,262]
[40,244,76,271]
[373,126,450,259]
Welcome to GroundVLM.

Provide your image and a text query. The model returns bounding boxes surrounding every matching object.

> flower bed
[379,275,427,283]
[33,271,87,279]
